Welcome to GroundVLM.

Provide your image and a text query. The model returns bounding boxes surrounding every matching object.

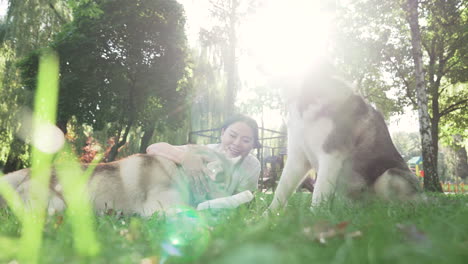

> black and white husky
[268,63,422,210]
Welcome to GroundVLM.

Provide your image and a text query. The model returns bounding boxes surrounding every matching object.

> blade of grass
[19,49,60,264]
[55,146,101,256]
[0,174,26,222]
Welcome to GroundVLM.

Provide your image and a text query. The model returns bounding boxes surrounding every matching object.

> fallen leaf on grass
[140,256,159,264]
[54,215,64,229]
[119,228,138,242]
[303,221,362,244]
[396,223,427,243]
[346,230,363,239]
[118,218,142,242]
[104,208,125,218]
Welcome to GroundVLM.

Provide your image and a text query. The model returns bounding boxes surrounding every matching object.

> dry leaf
[304,220,362,244]
[119,228,138,242]
[396,223,427,243]
[140,256,159,264]
[119,228,129,236]
[54,215,64,229]
[345,230,363,239]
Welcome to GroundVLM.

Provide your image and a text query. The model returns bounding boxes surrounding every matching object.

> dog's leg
[139,188,188,217]
[311,153,348,207]
[268,148,310,211]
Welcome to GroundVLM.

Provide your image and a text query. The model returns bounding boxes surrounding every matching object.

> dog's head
[186,145,242,202]
[300,61,354,106]
[269,60,354,113]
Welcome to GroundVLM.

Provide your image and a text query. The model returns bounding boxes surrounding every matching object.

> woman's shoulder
[241,153,260,169]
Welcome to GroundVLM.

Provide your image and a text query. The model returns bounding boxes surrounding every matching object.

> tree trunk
[105,122,132,162]
[224,0,239,119]
[2,137,29,173]
[139,125,155,154]
[56,119,68,135]
[405,0,442,192]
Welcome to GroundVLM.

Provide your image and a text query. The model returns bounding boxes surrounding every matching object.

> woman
[146,114,261,209]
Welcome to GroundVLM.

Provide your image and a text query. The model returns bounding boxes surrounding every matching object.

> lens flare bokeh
[160,207,211,262]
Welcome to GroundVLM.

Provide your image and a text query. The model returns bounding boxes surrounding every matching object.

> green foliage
[21,0,189,129]
[392,131,421,161]
[438,83,468,146]
[16,0,191,159]
[335,0,413,117]
[335,0,468,124]
[0,0,69,172]
[189,48,225,133]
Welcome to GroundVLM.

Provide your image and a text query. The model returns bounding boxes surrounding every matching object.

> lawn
[1,192,467,264]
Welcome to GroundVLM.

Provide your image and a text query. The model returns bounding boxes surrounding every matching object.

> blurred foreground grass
[1,192,467,264]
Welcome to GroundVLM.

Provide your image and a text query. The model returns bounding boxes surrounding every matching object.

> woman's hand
[146,142,216,195]
[180,151,213,195]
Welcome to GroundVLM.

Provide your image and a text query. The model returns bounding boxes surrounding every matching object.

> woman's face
[220,121,255,158]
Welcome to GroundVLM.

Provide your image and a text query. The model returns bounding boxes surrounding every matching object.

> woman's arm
[146,142,210,193]
[146,142,187,164]
[196,190,254,210]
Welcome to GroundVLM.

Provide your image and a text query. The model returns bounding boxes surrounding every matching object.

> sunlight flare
[240,0,334,76]
[31,122,65,154]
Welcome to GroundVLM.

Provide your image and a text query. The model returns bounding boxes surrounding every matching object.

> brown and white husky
[0,145,239,216]
[268,63,422,210]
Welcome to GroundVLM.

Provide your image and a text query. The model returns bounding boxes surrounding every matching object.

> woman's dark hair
[221,114,261,148]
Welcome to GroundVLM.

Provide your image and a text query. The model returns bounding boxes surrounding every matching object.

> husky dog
[0,145,240,216]
[268,63,422,210]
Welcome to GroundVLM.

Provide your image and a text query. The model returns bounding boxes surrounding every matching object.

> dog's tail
[373,167,423,201]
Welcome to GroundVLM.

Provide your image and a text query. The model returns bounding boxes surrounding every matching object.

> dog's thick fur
[0,145,238,216]
[269,63,422,210]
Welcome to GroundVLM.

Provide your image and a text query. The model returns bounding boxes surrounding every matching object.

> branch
[440,99,468,117]
[209,0,229,16]
[440,36,462,75]
[48,3,68,24]
[383,52,409,86]
[383,52,417,106]
[443,62,457,77]
[439,83,450,96]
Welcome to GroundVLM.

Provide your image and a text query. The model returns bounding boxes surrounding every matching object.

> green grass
[1,192,467,264]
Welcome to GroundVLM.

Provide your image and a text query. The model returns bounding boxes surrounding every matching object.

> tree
[18,0,190,161]
[199,0,261,119]
[189,47,225,134]
[405,0,442,191]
